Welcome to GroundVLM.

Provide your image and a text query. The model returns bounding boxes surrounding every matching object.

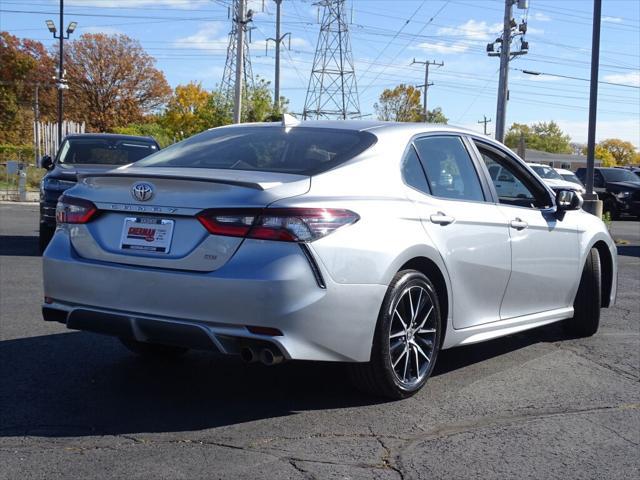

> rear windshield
[58,138,158,165]
[134,126,377,175]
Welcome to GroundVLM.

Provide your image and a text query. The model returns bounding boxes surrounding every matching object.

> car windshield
[134,126,377,175]
[601,168,640,183]
[560,172,584,186]
[530,165,563,180]
[58,138,158,165]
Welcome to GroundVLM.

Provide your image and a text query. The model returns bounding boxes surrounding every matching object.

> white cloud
[602,16,623,23]
[531,12,551,22]
[437,20,504,41]
[173,22,229,53]
[604,71,640,87]
[414,41,469,54]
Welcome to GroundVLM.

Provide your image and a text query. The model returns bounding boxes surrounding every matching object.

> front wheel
[565,248,601,337]
[349,270,442,399]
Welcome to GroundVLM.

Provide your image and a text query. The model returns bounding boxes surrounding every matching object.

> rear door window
[413,136,485,202]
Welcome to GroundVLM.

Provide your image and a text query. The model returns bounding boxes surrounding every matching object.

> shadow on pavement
[0,321,570,438]
[0,235,39,256]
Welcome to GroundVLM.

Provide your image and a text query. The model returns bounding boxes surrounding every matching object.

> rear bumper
[43,230,387,362]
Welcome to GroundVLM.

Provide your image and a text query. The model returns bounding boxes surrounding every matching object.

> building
[515,149,601,171]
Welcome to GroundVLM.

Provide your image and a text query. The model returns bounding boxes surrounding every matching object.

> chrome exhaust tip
[259,347,284,366]
[239,346,258,363]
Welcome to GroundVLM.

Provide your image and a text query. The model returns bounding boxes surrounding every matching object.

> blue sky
[2,0,639,146]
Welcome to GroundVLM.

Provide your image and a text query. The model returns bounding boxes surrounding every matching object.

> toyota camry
[42,120,617,399]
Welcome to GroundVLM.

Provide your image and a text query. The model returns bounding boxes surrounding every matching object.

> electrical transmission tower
[303,0,360,120]
[220,0,254,109]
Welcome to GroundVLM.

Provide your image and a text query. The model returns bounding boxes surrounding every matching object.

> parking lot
[0,202,638,479]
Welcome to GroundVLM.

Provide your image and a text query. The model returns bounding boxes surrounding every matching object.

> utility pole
[487,0,529,143]
[477,115,492,135]
[266,0,291,113]
[34,84,40,164]
[583,0,603,218]
[233,0,247,123]
[412,59,443,122]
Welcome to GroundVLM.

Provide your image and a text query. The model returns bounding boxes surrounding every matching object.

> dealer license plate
[120,217,175,254]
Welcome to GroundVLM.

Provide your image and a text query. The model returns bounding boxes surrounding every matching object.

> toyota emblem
[131,182,154,202]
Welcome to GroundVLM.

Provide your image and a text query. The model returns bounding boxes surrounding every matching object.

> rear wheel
[349,270,441,399]
[119,338,188,358]
[565,248,601,337]
[39,223,55,254]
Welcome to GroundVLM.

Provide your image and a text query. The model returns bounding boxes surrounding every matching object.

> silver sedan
[43,121,617,398]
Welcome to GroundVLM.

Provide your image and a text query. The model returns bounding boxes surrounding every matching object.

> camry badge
[131,182,154,202]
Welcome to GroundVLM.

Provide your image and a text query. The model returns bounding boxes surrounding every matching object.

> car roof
[554,168,575,174]
[526,163,550,167]
[217,119,482,137]
[63,133,157,143]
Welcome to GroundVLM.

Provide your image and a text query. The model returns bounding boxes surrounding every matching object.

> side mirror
[556,189,583,212]
[40,155,53,170]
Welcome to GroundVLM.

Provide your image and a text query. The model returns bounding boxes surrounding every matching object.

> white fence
[34,120,85,161]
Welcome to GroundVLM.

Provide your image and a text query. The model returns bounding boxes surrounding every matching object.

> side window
[476,143,550,209]
[401,146,430,194]
[413,136,485,202]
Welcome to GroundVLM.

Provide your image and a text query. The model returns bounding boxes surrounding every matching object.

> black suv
[576,167,640,219]
[39,133,160,252]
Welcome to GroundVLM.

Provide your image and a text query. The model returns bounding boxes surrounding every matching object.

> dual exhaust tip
[240,346,284,366]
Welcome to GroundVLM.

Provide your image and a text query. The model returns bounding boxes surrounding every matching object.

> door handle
[510,218,528,230]
[430,212,455,225]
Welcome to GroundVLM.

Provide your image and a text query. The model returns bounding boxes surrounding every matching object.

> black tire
[39,223,55,254]
[349,270,442,399]
[119,338,188,358]
[565,248,601,337]
[603,198,619,220]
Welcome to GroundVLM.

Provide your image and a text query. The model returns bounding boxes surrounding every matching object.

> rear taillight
[196,208,359,242]
[56,196,98,224]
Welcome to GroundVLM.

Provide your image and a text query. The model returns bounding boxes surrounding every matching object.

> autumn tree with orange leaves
[63,33,172,132]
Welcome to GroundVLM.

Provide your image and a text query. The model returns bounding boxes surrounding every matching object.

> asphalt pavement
[1,202,638,479]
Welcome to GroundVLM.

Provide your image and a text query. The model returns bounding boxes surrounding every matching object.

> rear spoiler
[78,171,269,191]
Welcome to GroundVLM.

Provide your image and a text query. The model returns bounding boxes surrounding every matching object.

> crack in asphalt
[370,426,405,480]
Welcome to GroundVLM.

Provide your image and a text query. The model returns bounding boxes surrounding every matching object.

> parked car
[42,121,617,399]
[39,133,160,251]
[527,163,586,194]
[554,167,585,189]
[575,167,640,219]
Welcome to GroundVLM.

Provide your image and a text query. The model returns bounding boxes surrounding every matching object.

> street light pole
[583,0,603,218]
[58,0,64,147]
[46,0,76,149]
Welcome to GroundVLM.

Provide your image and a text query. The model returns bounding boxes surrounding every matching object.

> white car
[43,121,617,399]
[528,163,586,194]
[555,167,586,189]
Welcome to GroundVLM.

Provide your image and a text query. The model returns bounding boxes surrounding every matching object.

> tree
[63,33,172,132]
[504,121,572,153]
[426,107,448,124]
[597,138,637,165]
[580,144,616,167]
[162,82,212,139]
[375,84,422,122]
[113,120,173,148]
[0,32,57,145]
